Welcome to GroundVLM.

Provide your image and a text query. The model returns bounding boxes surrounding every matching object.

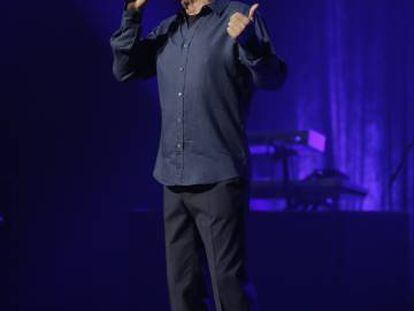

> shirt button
[179,67,184,72]
[178,92,183,97]
[177,143,182,149]
[183,43,189,49]
[177,117,182,123]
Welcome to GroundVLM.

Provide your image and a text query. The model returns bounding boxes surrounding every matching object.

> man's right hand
[126,0,148,11]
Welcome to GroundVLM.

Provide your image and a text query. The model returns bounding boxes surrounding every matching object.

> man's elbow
[112,65,134,83]
[257,65,287,90]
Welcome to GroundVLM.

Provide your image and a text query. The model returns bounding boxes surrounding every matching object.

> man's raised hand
[126,0,149,11]
[227,3,259,39]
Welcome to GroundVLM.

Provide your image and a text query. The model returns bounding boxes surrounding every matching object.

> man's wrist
[123,1,143,13]
[125,3,141,12]
[236,23,264,59]
[236,22,255,47]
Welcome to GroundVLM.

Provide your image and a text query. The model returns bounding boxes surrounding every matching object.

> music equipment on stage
[248,130,368,210]
[251,171,368,211]
[248,130,326,184]
[248,129,326,154]
[388,137,414,210]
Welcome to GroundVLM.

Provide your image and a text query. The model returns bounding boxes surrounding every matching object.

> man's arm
[228,4,287,90]
[110,1,164,82]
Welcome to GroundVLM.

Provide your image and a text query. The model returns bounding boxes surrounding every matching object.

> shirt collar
[207,0,230,15]
[178,0,230,17]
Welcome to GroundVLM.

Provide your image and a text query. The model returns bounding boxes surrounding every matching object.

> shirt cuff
[122,6,143,27]
[235,22,263,60]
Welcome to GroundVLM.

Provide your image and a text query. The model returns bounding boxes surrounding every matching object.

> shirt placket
[175,13,208,181]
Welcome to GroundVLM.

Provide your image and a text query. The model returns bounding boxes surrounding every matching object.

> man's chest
[156,14,237,75]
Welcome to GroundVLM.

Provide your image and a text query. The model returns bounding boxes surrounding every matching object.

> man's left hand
[227,3,259,39]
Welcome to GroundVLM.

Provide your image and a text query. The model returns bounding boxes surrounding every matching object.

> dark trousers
[162,176,258,311]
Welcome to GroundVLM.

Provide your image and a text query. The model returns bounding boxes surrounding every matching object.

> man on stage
[110,0,286,309]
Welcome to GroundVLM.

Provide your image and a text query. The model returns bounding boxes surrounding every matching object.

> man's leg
[163,185,208,311]
[183,177,258,311]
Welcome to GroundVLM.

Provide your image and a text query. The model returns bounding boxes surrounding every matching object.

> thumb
[248,3,259,21]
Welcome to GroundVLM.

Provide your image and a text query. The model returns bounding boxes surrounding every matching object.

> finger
[230,13,250,24]
[227,22,244,33]
[231,12,247,21]
[248,3,259,21]
[227,25,242,37]
[228,19,247,29]
[230,14,250,26]
[226,27,237,38]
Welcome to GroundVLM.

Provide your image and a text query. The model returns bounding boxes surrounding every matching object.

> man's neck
[181,0,212,16]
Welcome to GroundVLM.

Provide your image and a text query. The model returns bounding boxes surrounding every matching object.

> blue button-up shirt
[110,0,286,186]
